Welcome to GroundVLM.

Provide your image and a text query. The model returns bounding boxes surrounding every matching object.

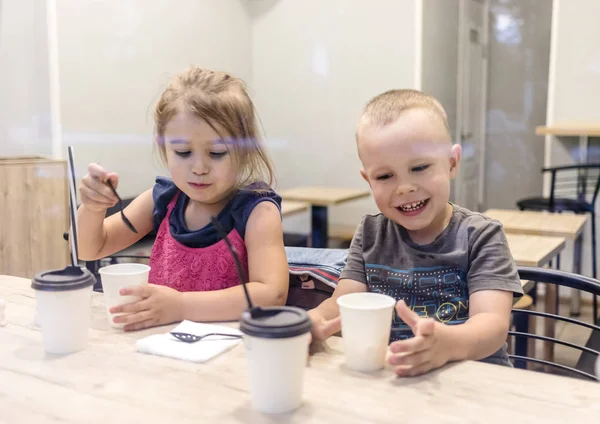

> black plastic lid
[31,266,95,292]
[240,306,312,339]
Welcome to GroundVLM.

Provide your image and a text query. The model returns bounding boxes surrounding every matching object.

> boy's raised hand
[387,300,450,377]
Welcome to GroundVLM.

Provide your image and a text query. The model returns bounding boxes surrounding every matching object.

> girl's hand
[79,163,119,213]
[387,300,450,377]
[110,284,184,331]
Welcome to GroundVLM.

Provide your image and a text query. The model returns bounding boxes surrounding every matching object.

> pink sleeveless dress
[148,193,248,292]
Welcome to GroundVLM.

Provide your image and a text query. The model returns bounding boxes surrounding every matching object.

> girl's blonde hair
[154,67,275,188]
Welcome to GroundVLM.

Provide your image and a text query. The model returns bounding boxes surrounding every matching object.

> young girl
[77,67,289,331]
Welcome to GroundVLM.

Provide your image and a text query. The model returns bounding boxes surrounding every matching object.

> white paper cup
[32,266,95,354]
[240,306,312,414]
[337,292,396,372]
[244,332,310,413]
[98,263,150,328]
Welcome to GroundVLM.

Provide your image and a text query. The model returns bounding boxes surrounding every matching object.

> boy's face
[358,108,461,241]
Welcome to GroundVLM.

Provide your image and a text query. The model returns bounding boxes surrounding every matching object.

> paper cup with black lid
[31,266,95,354]
[240,306,312,414]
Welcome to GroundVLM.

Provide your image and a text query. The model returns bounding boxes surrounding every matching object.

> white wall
[484,0,551,210]
[421,0,459,139]
[547,0,600,171]
[550,0,600,124]
[0,0,52,157]
[543,0,600,281]
[55,0,253,198]
[250,0,419,233]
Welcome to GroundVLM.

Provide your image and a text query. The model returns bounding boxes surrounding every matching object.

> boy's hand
[308,309,342,342]
[110,284,184,331]
[387,300,450,377]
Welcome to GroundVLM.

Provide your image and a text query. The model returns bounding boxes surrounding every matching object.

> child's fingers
[79,185,116,206]
[110,297,151,315]
[113,309,153,325]
[388,347,433,367]
[85,163,119,197]
[81,172,117,201]
[415,317,436,337]
[389,334,433,354]
[124,318,157,332]
[322,316,341,337]
[119,285,153,298]
[394,361,434,377]
[313,316,341,341]
[87,162,109,180]
[106,172,119,189]
[395,300,420,332]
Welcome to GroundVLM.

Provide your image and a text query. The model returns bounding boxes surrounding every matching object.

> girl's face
[162,112,239,207]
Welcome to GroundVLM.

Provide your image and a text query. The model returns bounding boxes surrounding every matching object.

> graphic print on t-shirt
[365,264,468,342]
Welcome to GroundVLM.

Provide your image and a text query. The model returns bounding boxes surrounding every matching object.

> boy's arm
[308,278,367,339]
[437,289,513,361]
[448,218,521,360]
[390,220,521,376]
[390,289,512,376]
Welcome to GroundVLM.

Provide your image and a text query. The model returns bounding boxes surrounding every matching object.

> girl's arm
[77,164,154,260]
[180,200,289,321]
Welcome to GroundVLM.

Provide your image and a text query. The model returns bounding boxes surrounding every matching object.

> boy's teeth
[400,200,425,211]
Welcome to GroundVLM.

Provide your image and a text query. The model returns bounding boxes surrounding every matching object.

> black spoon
[106,180,138,234]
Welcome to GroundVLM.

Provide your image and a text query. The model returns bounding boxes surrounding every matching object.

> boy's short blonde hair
[357,89,450,140]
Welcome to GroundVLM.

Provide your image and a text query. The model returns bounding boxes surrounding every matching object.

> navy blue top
[152,177,282,248]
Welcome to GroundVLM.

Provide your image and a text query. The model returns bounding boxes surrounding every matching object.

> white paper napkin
[135,320,242,363]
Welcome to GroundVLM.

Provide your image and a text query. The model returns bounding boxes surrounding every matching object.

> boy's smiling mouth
[396,199,429,215]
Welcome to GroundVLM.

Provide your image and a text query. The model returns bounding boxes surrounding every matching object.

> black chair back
[545,164,600,208]
[512,266,600,381]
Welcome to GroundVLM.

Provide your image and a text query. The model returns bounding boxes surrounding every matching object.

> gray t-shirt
[340,204,523,366]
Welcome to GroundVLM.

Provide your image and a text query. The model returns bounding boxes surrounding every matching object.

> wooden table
[536,124,600,164]
[484,208,588,309]
[506,234,566,268]
[484,209,588,241]
[1,275,598,423]
[281,200,309,217]
[536,125,600,137]
[507,233,566,294]
[279,186,370,248]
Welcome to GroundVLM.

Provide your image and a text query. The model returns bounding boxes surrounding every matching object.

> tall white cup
[99,263,150,328]
[32,266,95,354]
[240,307,312,414]
[337,292,396,372]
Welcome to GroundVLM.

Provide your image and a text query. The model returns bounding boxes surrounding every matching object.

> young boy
[309,89,523,376]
